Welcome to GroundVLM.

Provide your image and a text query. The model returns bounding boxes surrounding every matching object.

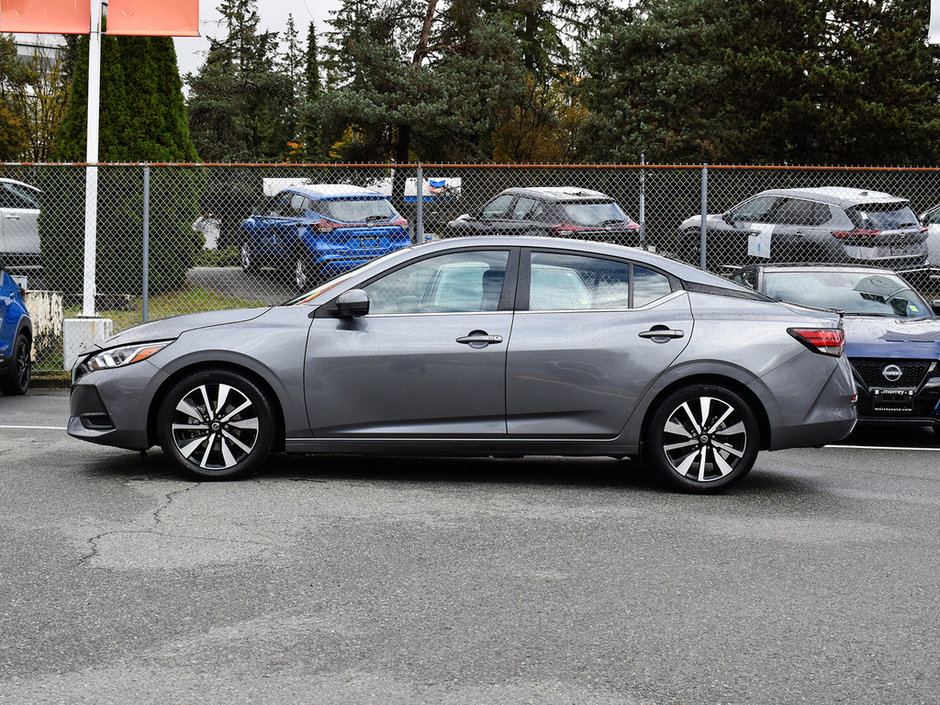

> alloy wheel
[169,382,260,471]
[660,394,749,484]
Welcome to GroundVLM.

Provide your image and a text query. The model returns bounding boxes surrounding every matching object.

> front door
[305,248,515,436]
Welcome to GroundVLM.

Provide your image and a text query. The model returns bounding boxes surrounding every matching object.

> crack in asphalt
[78,482,249,564]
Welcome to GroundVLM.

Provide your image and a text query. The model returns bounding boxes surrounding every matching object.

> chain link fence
[2,162,939,372]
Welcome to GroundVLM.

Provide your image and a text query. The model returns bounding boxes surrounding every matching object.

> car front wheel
[156,370,275,479]
[0,333,30,395]
[645,384,759,493]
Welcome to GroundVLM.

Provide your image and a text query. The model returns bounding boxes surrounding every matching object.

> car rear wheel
[240,239,258,273]
[294,251,321,291]
[645,384,759,493]
[157,370,275,480]
[0,333,30,395]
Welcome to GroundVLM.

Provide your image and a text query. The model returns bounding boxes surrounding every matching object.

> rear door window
[774,198,830,226]
[526,252,672,310]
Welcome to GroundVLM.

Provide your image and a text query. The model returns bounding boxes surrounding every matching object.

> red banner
[107,0,199,36]
[0,0,91,34]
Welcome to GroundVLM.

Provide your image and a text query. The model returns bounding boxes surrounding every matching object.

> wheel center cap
[211,421,221,432]
[699,434,710,445]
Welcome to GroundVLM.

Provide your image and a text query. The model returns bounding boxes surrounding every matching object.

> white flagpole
[82,0,103,316]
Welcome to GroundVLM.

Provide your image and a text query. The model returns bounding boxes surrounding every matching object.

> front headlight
[83,341,173,372]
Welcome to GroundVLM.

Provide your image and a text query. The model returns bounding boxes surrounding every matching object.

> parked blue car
[0,259,32,395]
[238,184,411,290]
[730,264,940,430]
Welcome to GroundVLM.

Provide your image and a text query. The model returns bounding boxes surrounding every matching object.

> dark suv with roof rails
[443,187,641,246]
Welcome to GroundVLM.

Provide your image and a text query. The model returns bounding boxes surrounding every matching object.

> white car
[917,203,940,265]
[0,178,42,270]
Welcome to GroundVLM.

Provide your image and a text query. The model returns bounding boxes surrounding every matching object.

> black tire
[156,369,275,480]
[0,333,30,395]
[240,238,258,274]
[645,384,759,493]
[293,250,321,291]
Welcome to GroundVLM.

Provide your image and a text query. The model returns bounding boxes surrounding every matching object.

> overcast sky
[173,0,342,80]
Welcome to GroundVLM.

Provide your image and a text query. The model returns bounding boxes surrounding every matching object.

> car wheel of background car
[240,239,258,274]
[0,333,30,395]
[156,369,275,480]
[293,251,321,291]
[645,383,759,493]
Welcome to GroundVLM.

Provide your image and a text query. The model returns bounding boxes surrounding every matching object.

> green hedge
[37,166,203,298]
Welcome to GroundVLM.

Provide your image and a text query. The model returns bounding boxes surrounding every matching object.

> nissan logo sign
[882,364,903,382]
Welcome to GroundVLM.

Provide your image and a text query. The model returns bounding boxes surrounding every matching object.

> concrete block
[63,317,113,371]
[23,290,64,363]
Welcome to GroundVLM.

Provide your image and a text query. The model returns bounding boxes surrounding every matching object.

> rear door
[505,249,693,437]
[771,198,832,261]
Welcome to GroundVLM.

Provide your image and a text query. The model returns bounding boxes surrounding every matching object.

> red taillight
[314,218,337,233]
[832,228,880,239]
[788,328,845,357]
[550,222,585,233]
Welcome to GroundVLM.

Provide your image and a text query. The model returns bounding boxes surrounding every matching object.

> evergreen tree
[186,0,292,161]
[322,0,523,165]
[299,21,323,161]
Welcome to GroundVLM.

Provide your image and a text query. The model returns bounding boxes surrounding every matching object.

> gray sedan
[68,237,857,492]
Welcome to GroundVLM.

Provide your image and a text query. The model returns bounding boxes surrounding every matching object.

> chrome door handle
[638,328,684,340]
[4,215,20,220]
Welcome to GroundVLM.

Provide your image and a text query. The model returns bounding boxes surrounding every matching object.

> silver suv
[678,186,927,270]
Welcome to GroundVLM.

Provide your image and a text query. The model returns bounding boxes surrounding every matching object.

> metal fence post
[415,163,424,244]
[699,164,708,270]
[639,154,646,248]
[142,164,150,323]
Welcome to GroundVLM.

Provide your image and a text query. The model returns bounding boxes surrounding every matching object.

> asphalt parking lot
[0,390,937,705]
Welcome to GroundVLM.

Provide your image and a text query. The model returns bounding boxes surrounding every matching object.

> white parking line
[0,425,67,431]
[828,443,940,451]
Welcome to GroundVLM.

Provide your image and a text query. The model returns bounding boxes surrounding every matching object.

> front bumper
[68,363,168,451]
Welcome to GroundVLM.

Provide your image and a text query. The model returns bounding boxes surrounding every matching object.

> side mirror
[335,289,370,318]
[932,299,940,316]
[0,258,5,272]
[722,211,734,225]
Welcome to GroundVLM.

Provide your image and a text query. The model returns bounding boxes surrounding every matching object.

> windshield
[846,203,919,230]
[559,201,632,227]
[763,270,931,318]
[317,198,396,223]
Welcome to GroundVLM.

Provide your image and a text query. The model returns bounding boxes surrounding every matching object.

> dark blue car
[731,264,940,429]
[0,260,31,395]
[238,184,411,290]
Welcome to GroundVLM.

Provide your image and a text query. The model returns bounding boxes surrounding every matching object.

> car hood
[679,213,726,229]
[843,315,940,359]
[94,307,272,349]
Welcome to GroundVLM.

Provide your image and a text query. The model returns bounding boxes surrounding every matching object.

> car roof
[755,186,907,207]
[286,184,387,200]
[0,178,40,192]
[500,186,614,202]
[404,235,753,288]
